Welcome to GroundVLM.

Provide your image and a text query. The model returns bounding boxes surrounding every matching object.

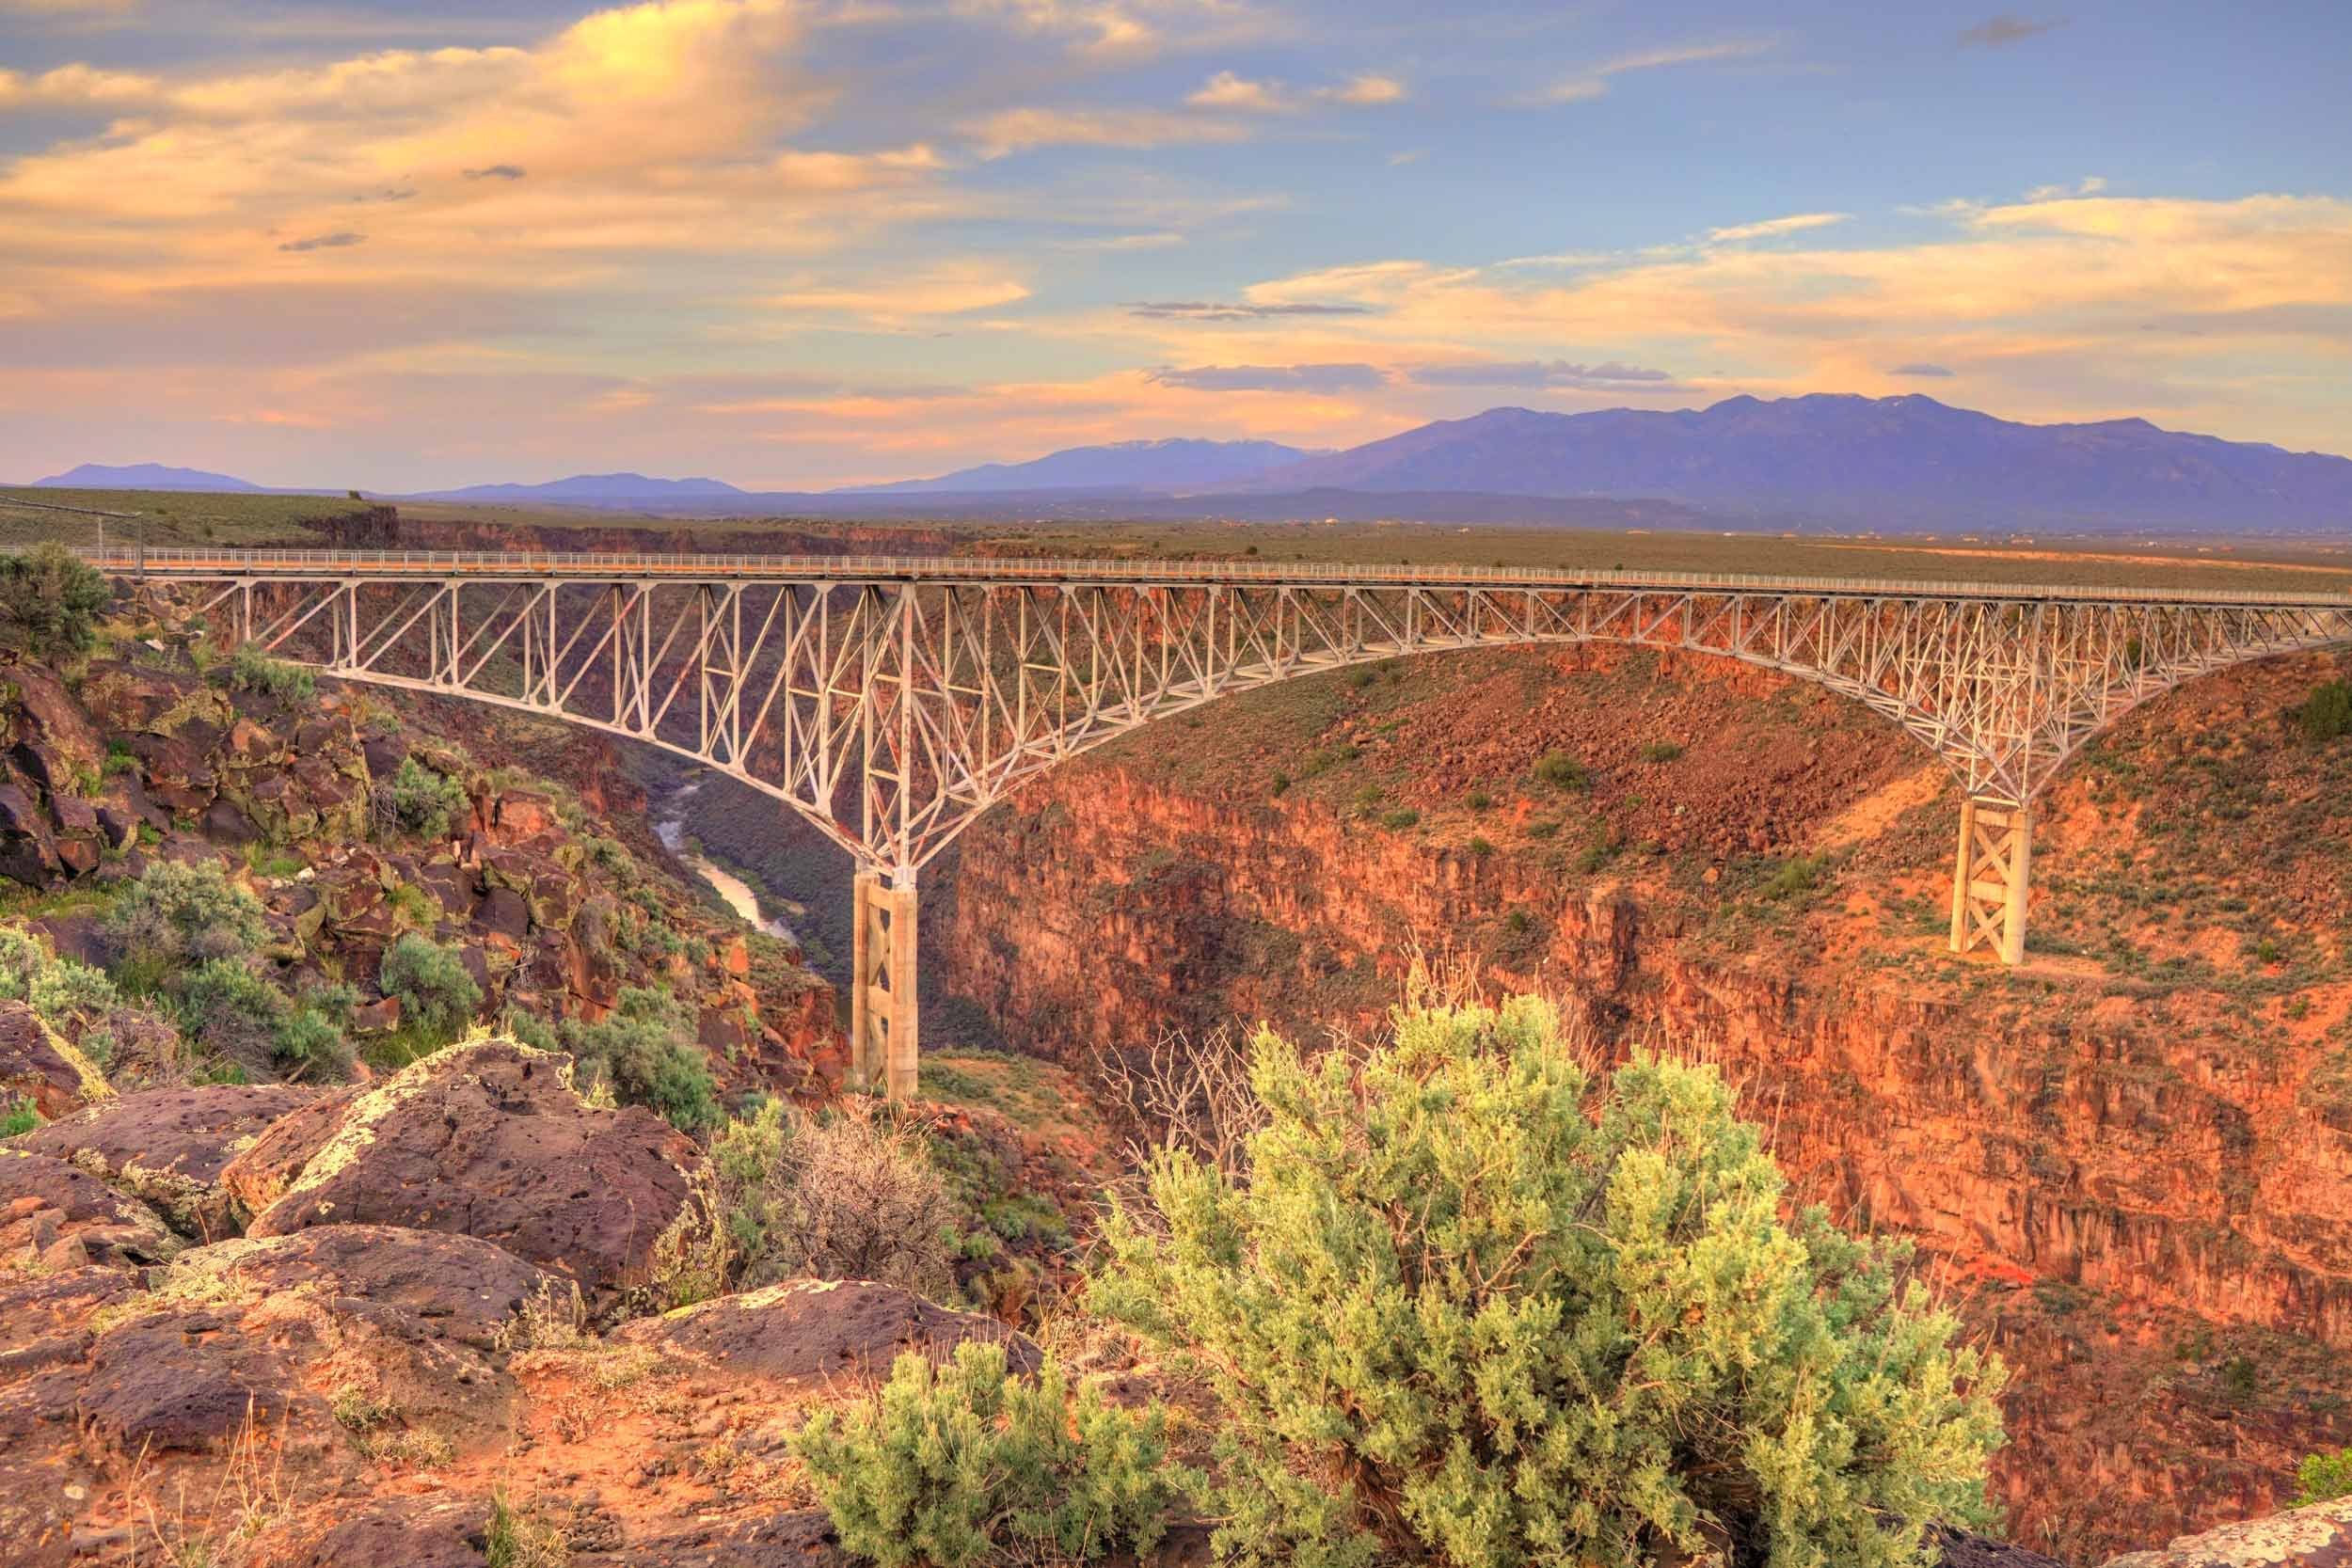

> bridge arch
[91,547,2352,1098]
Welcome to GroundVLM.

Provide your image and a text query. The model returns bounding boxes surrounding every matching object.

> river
[652,779,801,945]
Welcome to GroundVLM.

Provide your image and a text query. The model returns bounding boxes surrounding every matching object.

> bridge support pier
[850,870,920,1101]
[1949,797,2031,966]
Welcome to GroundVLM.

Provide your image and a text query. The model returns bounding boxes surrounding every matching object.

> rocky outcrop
[2099,1498,2352,1567]
[173,1226,565,1352]
[19,1084,320,1239]
[0,1002,108,1120]
[0,1147,182,1269]
[615,1277,1041,1386]
[245,1039,699,1303]
[243,1497,491,1568]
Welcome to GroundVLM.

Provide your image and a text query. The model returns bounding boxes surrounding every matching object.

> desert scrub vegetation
[2297,1444,2352,1504]
[218,643,316,704]
[1090,996,2008,1568]
[0,541,109,656]
[374,752,469,842]
[1533,748,1592,791]
[702,1097,956,1294]
[558,986,719,1132]
[2296,678,2352,744]
[377,932,482,1033]
[794,1340,1187,1568]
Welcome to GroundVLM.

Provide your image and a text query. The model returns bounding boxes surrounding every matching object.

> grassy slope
[0,487,378,547]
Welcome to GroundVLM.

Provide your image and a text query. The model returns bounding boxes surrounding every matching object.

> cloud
[463,164,527,181]
[1888,362,1956,377]
[1187,71,1287,112]
[1184,70,1407,115]
[1126,299,1374,320]
[1545,37,1773,103]
[962,105,1248,157]
[2025,175,2105,201]
[1148,362,1388,393]
[761,262,1032,322]
[0,62,157,110]
[1,0,138,15]
[1324,73,1406,105]
[1958,14,2067,47]
[1058,230,1185,251]
[1406,358,1679,389]
[277,230,367,252]
[1708,212,1851,243]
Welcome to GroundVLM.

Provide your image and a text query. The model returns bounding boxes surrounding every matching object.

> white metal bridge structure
[85,547,2352,1100]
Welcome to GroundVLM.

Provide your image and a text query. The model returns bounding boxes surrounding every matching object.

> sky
[1,0,2348,491]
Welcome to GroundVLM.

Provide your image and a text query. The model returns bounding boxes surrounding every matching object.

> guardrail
[56,545,2352,610]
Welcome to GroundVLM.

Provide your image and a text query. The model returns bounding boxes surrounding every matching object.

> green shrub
[274,990,355,1080]
[564,987,718,1132]
[106,860,269,966]
[28,958,119,1033]
[484,1488,570,1568]
[1466,835,1494,858]
[1533,750,1591,791]
[1093,998,2006,1568]
[379,754,469,841]
[1,1099,39,1137]
[0,543,109,656]
[1465,789,1493,811]
[222,643,317,704]
[795,1341,1185,1568]
[2294,680,2352,744]
[1759,853,1830,903]
[0,926,49,1000]
[1378,807,1421,831]
[1640,740,1686,764]
[177,957,290,1062]
[2297,1446,2352,1505]
[378,933,482,1034]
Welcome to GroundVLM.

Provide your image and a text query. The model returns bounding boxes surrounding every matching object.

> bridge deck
[75,546,2352,610]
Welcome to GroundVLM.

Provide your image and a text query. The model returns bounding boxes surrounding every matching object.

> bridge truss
[98,549,2352,1097]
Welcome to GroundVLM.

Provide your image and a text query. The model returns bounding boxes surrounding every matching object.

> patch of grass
[1379,807,1421,831]
[1534,751,1592,792]
[1639,740,1686,764]
[485,1490,571,1568]
[1,1099,40,1137]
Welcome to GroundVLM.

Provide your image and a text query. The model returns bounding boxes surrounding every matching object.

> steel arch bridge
[87,547,2352,1099]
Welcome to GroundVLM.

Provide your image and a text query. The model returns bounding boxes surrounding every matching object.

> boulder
[0,1148,183,1267]
[244,1496,488,1568]
[575,1509,857,1568]
[18,1085,321,1239]
[1933,1527,2070,1567]
[245,1039,699,1304]
[614,1278,1041,1387]
[0,1003,109,1120]
[218,1085,363,1215]
[173,1227,565,1352]
[2098,1499,2352,1568]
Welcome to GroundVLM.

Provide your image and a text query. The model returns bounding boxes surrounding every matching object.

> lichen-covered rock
[245,1039,698,1304]
[217,1083,362,1215]
[2098,1499,2352,1567]
[18,1084,319,1239]
[0,1002,109,1120]
[614,1278,1041,1386]
[175,1226,565,1352]
[0,1147,182,1267]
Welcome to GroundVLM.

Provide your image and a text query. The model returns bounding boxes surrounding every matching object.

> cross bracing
[78,547,2352,1093]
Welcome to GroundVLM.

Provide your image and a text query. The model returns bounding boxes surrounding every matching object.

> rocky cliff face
[939,642,2352,1561]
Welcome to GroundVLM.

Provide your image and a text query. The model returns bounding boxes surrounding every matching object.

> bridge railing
[57,545,2352,610]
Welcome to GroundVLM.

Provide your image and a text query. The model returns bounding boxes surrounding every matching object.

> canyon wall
[938,643,2352,1561]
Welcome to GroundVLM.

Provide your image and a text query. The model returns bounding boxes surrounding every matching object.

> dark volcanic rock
[576,1508,857,1568]
[1934,1526,2072,1567]
[0,1002,105,1119]
[217,1083,363,1215]
[245,1039,698,1303]
[246,1495,489,1568]
[176,1226,564,1351]
[615,1278,1040,1386]
[19,1084,320,1238]
[0,1148,182,1266]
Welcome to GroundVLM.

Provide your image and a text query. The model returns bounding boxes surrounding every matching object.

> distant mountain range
[1206,395,2352,530]
[838,437,1314,495]
[409,473,746,503]
[26,395,2352,533]
[36,462,267,492]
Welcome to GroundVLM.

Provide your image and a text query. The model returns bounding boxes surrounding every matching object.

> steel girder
[172,571,2352,875]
